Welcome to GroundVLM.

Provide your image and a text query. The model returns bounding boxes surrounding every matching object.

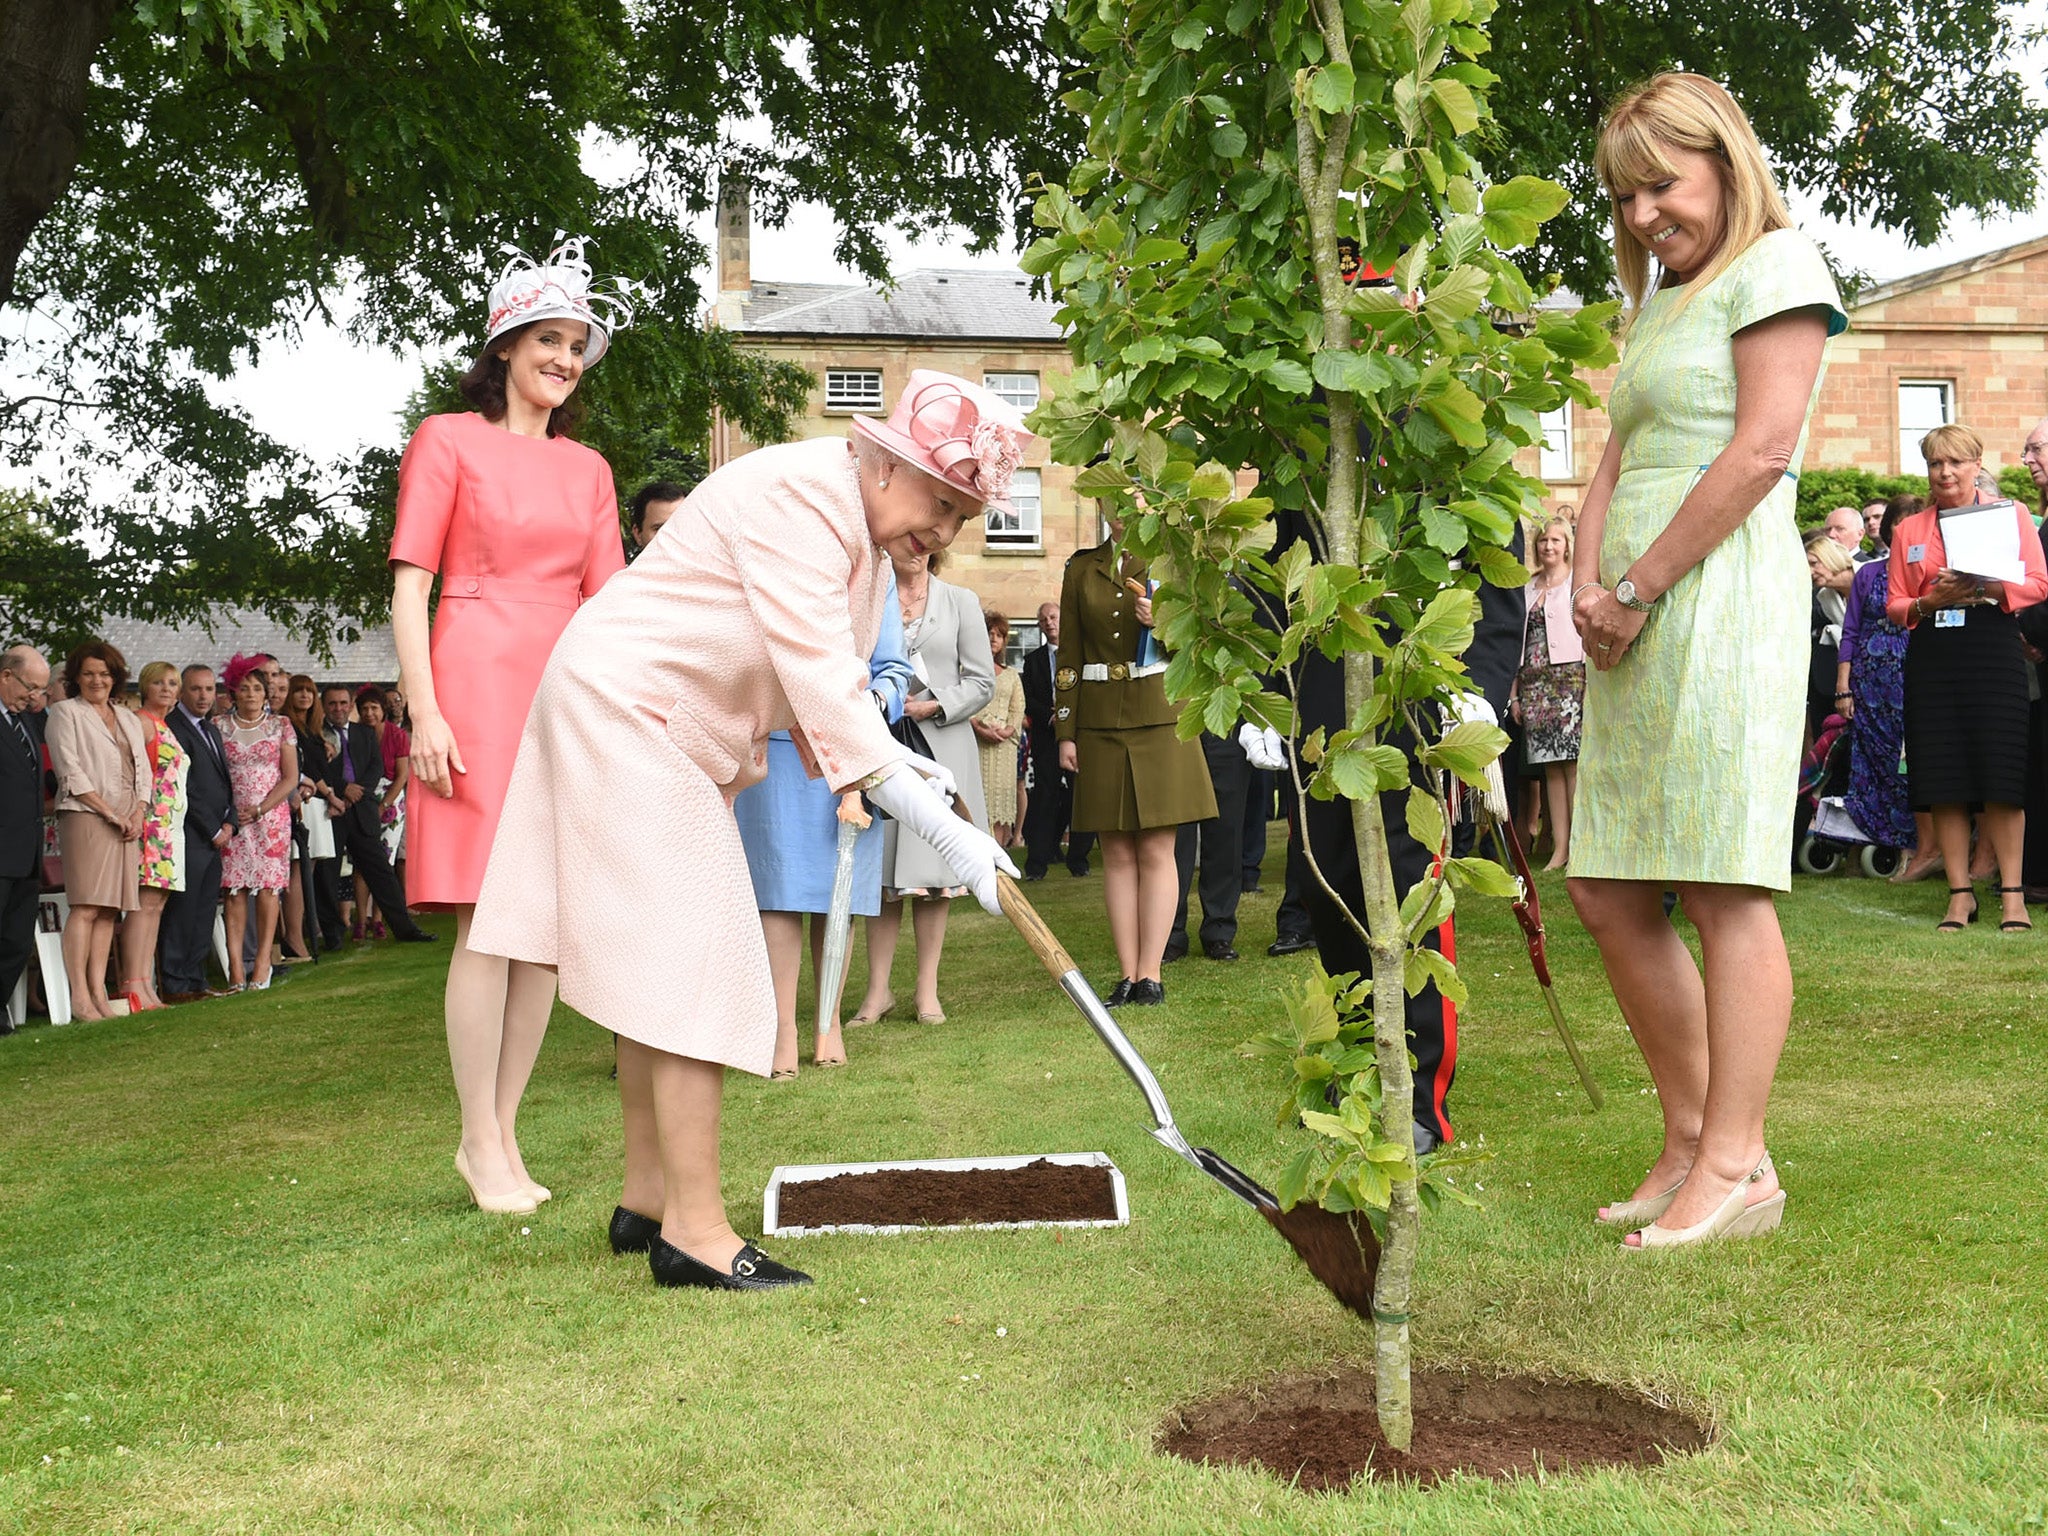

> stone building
[709,183,1086,649]
[1529,231,2048,518]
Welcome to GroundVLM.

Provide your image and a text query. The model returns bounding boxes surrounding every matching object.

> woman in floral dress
[122,661,190,1010]
[218,654,298,991]
[1509,516,1587,870]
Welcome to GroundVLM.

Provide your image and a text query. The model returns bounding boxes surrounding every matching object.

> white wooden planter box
[763,1150,1129,1238]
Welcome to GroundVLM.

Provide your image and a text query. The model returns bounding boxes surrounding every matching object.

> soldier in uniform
[1053,527,1217,1006]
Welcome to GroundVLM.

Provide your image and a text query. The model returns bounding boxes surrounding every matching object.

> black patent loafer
[649,1234,813,1290]
[1103,978,1135,1007]
[1127,978,1165,1006]
[1202,941,1240,962]
[609,1206,661,1255]
[1268,934,1315,957]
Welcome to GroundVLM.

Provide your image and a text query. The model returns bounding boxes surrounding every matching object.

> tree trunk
[1295,0,1420,1452]
[0,0,117,307]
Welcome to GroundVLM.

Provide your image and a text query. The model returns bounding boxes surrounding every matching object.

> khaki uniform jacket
[1052,542,1178,740]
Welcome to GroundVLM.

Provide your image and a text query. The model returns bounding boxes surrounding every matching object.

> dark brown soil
[1262,1203,1380,1322]
[1161,1364,1712,1490]
[776,1159,1120,1229]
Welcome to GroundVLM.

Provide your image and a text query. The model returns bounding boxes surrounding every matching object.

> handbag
[872,713,936,822]
[39,816,61,892]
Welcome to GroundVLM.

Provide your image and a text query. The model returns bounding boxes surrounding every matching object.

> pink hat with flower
[850,370,1036,513]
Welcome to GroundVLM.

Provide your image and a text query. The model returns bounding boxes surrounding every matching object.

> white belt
[1080,661,1167,682]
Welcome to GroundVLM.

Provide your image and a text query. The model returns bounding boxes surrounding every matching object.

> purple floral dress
[1841,559,1913,848]
[220,715,292,892]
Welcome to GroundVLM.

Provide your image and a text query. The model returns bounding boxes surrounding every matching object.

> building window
[1537,403,1573,481]
[983,372,1041,411]
[824,368,884,413]
[985,469,1042,549]
[1897,380,1955,475]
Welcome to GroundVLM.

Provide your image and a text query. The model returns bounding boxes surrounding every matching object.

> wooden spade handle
[945,790,1077,976]
[995,874,1078,978]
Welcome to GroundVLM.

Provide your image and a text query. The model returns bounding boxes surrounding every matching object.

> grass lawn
[3,848,2046,1533]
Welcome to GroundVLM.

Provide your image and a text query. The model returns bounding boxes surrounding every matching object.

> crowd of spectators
[0,647,433,1031]
[7,417,2045,1035]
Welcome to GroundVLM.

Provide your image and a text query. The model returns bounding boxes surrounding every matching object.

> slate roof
[86,607,399,685]
[732,268,1064,341]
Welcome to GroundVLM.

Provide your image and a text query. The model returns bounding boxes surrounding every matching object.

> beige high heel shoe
[1626,1155,1782,1250]
[1595,1176,1685,1227]
[454,1147,538,1215]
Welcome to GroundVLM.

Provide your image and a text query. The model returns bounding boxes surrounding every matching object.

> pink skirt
[467,674,777,1076]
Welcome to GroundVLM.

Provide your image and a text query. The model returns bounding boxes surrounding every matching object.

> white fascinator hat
[485,234,641,367]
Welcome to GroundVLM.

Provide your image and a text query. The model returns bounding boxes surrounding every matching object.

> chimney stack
[717,172,751,295]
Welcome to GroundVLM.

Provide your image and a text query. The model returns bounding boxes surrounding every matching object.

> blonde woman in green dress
[1566,74,1847,1250]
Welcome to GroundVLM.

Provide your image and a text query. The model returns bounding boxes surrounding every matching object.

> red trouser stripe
[1433,909,1457,1141]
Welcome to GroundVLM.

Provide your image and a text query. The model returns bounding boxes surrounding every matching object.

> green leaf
[1405,786,1445,853]
[1404,946,1470,1005]
[1428,76,1481,135]
[1263,358,1314,393]
[1274,1146,1317,1210]
[1409,586,1477,657]
[1132,237,1186,266]
[1427,720,1510,786]
[1187,463,1236,499]
[1481,174,1571,250]
[1444,855,1519,898]
[1170,16,1207,48]
[1073,462,1135,494]
[1312,348,1392,394]
[1472,543,1532,587]
[1210,123,1249,158]
[1423,263,1491,323]
[1418,500,1468,553]
[1310,62,1355,113]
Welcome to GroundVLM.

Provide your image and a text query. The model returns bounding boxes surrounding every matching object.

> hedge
[1795,465,2037,528]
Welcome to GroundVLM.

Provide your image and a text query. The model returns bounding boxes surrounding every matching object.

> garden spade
[814,793,871,1040]
[989,872,1379,1321]
[1488,817,1603,1110]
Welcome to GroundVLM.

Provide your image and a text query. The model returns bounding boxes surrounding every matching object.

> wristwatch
[1614,577,1655,613]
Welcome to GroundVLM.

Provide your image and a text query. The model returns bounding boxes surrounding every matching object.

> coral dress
[388,412,626,907]
[469,438,903,1075]
[1573,229,1846,890]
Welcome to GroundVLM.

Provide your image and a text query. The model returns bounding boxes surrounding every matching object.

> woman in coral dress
[391,239,630,1215]
[469,370,1020,1291]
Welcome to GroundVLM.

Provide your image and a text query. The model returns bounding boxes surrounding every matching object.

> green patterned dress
[1572,229,1847,891]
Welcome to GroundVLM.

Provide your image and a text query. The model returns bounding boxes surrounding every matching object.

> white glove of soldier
[895,749,958,805]
[1238,722,1288,771]
[866,765,1018,915]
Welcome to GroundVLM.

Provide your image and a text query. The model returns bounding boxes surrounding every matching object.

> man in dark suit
[1273,509,1525,1153]
[0,646,51,1031]
[1019,602,1093,879]
[312,684,436,944]
[161,663,237,1002]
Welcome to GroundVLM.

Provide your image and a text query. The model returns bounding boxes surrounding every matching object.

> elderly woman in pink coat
[469,371,1024,1290]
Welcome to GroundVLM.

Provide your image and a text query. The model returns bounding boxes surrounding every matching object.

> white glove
[1238,723,1287,771]
[896,749,958,805]
[866,766,1018,915]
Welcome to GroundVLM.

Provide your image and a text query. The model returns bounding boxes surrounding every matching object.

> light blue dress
[1573,229,1847,891]
[733,572,912,914]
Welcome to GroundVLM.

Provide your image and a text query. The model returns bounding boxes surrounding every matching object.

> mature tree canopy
[1487,0,2047,298]
[0,0,1070,649]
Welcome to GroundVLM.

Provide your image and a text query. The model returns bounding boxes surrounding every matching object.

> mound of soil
[776,1159,1119,1229]
[1161,1364,1711,1490]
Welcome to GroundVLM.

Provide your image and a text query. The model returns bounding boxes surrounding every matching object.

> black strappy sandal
[1937,885,1979,932]
[1997,885,2033,933]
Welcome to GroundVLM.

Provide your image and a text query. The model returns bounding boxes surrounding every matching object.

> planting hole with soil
[1161,1365,1711,1490]
[774,1157,1121,1230]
